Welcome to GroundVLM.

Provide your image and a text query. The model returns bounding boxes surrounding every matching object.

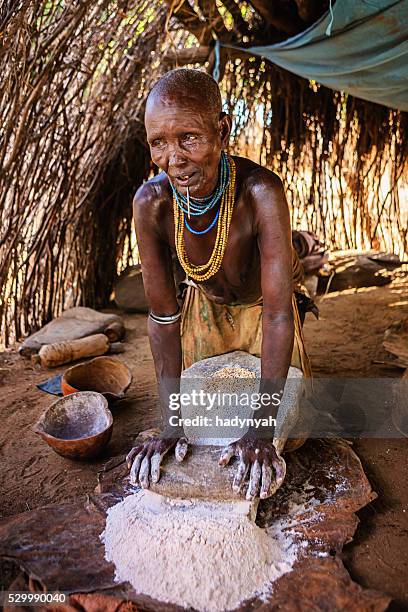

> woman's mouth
[174,172,197,188]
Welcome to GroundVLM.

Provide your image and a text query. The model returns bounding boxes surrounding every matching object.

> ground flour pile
[101,490,298,611]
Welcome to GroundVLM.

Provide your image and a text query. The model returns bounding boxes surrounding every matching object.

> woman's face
[145,95,231,197]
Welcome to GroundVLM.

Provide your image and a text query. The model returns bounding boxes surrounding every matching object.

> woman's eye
[184,134,197,142]
[152,139,164,147]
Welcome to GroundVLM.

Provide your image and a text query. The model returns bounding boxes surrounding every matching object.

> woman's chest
[166,199,261,298]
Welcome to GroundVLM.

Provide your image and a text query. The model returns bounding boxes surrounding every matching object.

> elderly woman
[127,68,310,500]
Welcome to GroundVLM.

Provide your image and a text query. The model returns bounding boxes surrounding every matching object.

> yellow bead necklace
[173,155,236,282]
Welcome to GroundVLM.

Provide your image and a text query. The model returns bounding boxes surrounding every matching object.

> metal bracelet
[148,308,182,325]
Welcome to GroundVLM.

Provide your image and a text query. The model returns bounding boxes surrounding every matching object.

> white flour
[101,490,299,611]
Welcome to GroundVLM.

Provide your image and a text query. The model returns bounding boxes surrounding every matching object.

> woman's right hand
[126,433,188,488]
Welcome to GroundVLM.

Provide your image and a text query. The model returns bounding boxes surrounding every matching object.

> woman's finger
[271,455,285,485]
[232,460,249,493]
[260,462,273,499]
[218,444,235,467]
[126,445,143,469]
[246,459,261,500]
[150,452,163,483]
[175,438,188,462]
[139,454,151,488]
[129,451,145,485]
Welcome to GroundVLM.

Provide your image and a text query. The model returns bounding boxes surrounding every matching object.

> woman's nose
[153,141,188,173]
[168,145,187,165]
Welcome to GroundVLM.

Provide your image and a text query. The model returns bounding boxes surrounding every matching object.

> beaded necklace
[173,155,236,282]
[184,208,220,235]
[170,151,229,217]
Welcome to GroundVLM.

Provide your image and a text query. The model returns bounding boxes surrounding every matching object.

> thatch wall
[0,1,407,346]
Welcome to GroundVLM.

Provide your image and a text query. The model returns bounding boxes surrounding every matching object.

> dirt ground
[0,276,407,609]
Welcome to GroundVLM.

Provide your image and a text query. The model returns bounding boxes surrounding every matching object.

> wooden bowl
[34,391,113,460]
[61,356,132,402]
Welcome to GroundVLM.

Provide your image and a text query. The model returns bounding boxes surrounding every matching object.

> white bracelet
[149,309,182,325]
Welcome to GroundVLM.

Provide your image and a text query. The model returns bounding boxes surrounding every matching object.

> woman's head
[145,69,231,197]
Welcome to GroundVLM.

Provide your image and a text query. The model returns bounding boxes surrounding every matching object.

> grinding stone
[133,418,287,503]
[149,445,245,501]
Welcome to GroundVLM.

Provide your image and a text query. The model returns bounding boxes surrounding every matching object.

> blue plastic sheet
[37,374,63,396]
[240,0,408,111]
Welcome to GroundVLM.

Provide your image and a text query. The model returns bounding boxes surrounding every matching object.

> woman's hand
[218,436,285,500]
[126,433,188,488]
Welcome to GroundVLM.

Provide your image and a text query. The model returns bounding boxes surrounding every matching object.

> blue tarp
[241,0,408,111]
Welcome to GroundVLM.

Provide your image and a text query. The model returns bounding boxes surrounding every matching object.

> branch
[163,0,212,44]
[220,0,251,38]
[162,44,251,67]
[198,0,232,41]
[163,45,212,66]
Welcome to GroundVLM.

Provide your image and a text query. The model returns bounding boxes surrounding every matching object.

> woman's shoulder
[232,155,283,193]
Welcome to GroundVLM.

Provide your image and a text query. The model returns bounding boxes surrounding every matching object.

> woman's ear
[219,112,232,148]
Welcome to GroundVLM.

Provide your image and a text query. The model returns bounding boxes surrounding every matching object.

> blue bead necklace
[184,208,220,235]
[169,151,230,218]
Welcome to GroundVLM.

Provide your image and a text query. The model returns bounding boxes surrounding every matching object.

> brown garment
[180,283,311,377]
[292,245,305,289]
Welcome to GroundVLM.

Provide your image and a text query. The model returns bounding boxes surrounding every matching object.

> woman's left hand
[218,436,285,500]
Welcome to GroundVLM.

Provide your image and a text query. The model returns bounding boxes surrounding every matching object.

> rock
[383,317,408,368]
[113,265,148,312]
[20,307,124,355]
[318,252,401,293]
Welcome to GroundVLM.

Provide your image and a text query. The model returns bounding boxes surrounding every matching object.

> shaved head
[146,69,222,121]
